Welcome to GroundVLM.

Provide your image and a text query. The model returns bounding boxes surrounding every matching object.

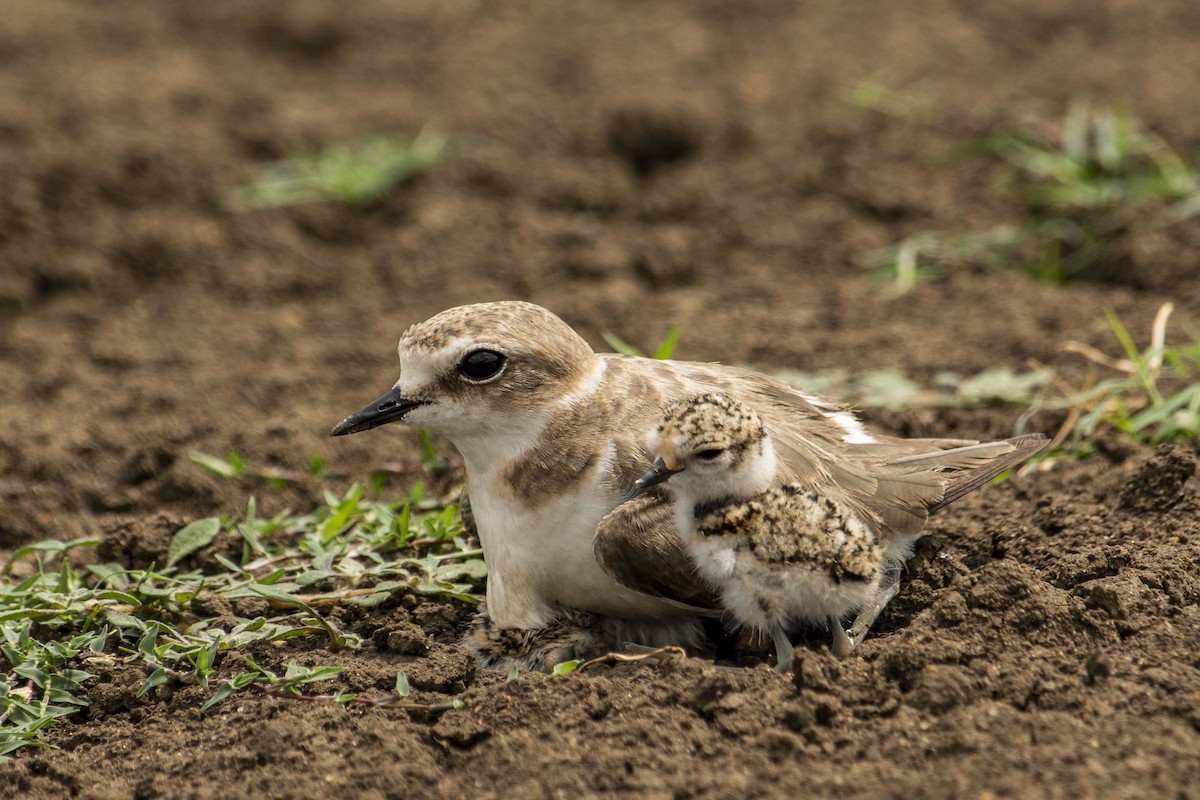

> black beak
[626,457,683,501]
[330,386,428,436]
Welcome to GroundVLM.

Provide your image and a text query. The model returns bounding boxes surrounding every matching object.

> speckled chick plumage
[648,393,884,669]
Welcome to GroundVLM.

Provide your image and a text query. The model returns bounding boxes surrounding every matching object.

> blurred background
[2,0,1198,545]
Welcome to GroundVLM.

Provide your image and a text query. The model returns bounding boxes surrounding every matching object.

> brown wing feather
[593,495,721,612]
[861,434,1048,528]
[927,434,1047,512]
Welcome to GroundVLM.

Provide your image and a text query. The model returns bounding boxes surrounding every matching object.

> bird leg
[770,625,795,673]
[846,567,902,649]
[829,617,853,658]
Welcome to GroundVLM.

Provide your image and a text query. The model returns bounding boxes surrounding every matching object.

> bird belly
[703,545,882,635]
[774,563,881,624]
[691,535,738,581]
[471,477,690,628]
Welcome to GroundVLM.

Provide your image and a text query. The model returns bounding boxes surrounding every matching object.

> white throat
[671,439,777,530]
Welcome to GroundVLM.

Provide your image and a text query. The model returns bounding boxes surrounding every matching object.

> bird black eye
[696,448,723,461]
[458,350,506,382]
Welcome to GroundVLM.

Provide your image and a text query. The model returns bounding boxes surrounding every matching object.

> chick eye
[696,448,723,461]
[458,350,506,382]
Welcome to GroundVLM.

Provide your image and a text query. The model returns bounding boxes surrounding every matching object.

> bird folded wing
[927,434,1047,512]
[593,494,722,613]
[852,435,1048,533]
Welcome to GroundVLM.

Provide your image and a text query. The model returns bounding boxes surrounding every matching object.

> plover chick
[331,301,1046,669]
[625,393,883,671]
[621,391,1047,668]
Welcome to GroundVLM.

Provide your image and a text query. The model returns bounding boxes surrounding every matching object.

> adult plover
[331,301,1045,668]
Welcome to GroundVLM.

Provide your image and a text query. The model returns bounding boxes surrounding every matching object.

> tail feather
[864,434,1048,529]
[928,434,1048,513]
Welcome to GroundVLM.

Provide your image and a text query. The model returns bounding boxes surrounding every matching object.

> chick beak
[626,457,684,501]
[330,386,428,436]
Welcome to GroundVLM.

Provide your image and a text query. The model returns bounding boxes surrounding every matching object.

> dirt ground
[3,1,1200,797]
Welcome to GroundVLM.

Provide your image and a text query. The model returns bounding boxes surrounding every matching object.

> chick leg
[770,624,795,673]
[829,617,853,658]
[846,568,901,649]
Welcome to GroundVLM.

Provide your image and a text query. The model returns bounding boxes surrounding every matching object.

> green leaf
[954,368,1052,405]
[551,659,582,677]
[201,681,237,712]
[290,665,344,685]
[137,668,169,697]
[4,541,65,565]
[232,672,259,691]
[13,665,48,686]
[189,452,242,479]
[137,625,160,658]
[317,485,365,543]
[211,553,243,573]
[1104,306,1141,362]
[247,583,310,609]
[395,669,410,698]
[86,562,128,586]
[601,331,645,358]
[88,629,109,654]
[104,610,143,630]
[46,688,89,707]
[229,133,456,211]
[652,325,683,360]
[53,669,95,687]
[433,560,488,582]
[294,569,332,587]
[856,369,922,408]
[355,592,392,608]
[194,640,220,677]
[166,517,222,568]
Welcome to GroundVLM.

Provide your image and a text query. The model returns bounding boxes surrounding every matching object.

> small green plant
[190,448,451,492]
[771,305,1196,458]
[860,96,1200,293]
[995,101,1199,217]
[602,325,683,360]
[845,78,939,125]
[0,623,100,758]
[1022,303,1200,455]
[228,131,456,210]
[865,227,1028,298]
[550,659,583,677]
[772,365,1052,411]
[0,455,478,760]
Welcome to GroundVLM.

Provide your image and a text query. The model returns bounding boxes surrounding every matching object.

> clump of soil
[3,1,1200,797]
